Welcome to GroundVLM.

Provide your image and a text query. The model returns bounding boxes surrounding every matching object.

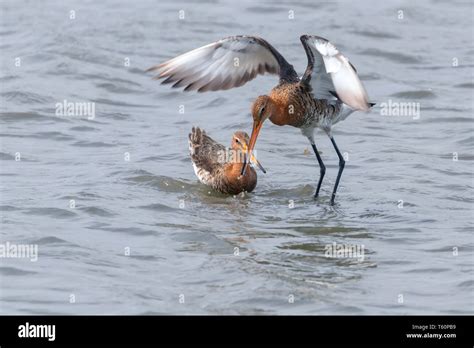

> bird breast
[269,84,311,128]
[219,163,257,194]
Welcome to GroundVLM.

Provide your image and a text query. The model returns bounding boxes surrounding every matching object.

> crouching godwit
[149,35,374,204]
[188,127,266,195]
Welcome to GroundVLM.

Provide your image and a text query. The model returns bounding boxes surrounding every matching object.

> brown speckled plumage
[188,127,257,195]
[268,83,339,128]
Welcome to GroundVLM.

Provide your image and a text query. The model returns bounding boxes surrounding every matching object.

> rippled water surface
[1,0,473,314]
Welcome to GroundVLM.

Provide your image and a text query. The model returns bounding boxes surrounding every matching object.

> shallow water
[0,0,473,314]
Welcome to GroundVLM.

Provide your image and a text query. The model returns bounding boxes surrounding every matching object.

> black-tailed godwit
[150,35,374,204]
[188,127,265,195]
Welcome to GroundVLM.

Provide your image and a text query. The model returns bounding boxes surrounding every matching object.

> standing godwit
[149,35,374,204]
[188,127,266,195]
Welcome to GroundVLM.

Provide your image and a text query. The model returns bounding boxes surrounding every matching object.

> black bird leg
[308,137,326,199]
[329,135,345,205]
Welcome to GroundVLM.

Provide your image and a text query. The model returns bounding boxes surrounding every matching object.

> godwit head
[232,130,266,174]
[242,95,274,175]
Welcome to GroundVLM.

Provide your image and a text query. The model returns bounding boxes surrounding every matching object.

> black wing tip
[161,76,195,92]
[369,102,376,107]
[160,76,174,84]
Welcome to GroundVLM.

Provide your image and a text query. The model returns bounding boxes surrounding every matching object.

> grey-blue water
[0,0,473,314]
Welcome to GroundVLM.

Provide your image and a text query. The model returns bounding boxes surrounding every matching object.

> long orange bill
[241,120,263,176]
[251,154,266,174]
[241,142,266,174]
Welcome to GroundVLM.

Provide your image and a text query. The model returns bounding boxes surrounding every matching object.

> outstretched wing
[299,35,370,111]
[148,36,298,92]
